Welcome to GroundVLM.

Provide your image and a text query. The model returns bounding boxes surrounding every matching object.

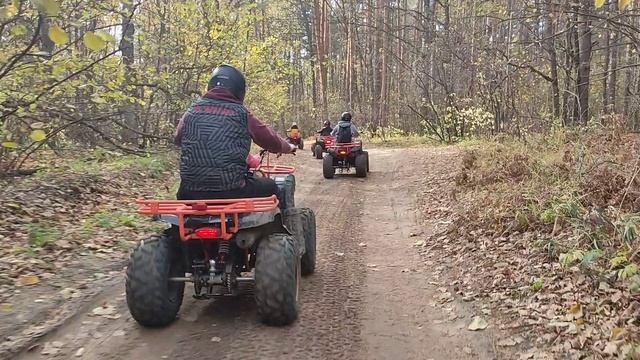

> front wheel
[300,208,317,276]
[323,155,335,179]
[255,234,300,326]
[126,233,184,327]
[298,138,304,150]
[315,145,323,159]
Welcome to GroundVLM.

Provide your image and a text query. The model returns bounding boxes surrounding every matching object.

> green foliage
[559,249,584,268]
[618,263,638,280]
[361,126,435,147]
[610,252,629,268]
[536,238,559,258]
[580,249,603,270]
[614,213,640,243]
[91,210,139,230]
[50,151,175,178]
[1,0,297,172]
[538,197,583,225]
[26,223,60,248]
[530,277,545,291]
[539,208,557,225]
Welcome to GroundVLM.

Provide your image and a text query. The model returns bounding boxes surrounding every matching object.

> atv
[286,133,304,150]
[126,151,316,327]
[323,140,369,179]
[311,135,333,159]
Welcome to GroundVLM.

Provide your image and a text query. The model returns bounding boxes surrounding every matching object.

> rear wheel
[300,208,317,276]
[323,155,335,179]
[255,234,299,326]
[355,153,367,177]
[126,233,184,327]
[362,151,370,172]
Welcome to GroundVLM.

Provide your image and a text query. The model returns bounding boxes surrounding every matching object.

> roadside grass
[450,125,640,356]
[38,148,176,179]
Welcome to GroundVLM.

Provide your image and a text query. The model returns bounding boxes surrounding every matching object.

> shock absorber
[217,241,230,265]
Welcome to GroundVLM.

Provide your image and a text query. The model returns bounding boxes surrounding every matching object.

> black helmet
[340,112,352,122]
[208,64,246,102]
[323,120,331,127]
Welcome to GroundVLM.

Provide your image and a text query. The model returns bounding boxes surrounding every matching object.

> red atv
[126,151,316,327]
[323,140,369,179]
[311,135,333,159]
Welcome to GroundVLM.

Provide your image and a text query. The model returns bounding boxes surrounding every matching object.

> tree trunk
[576,0,593,125]
[121,0,138,144]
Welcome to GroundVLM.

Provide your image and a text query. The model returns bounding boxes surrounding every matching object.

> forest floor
[0,136,638,359]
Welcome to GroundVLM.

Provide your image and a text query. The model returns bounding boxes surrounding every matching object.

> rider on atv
[173,64,296,200]
[331,111,359,143]
[287,123,300,137]
[316,120,333,136]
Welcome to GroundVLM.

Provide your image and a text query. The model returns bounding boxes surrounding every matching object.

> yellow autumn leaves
[595,0,632,11]
[2,124,47,149]
[47,26,115,49]
[1,130,47,149]
[48,25,68,45]
[26,0,116,50]
[32,0,60,16]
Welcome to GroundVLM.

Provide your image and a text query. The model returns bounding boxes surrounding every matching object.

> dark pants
[176,175,278,200]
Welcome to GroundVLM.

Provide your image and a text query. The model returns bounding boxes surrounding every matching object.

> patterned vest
[179,97,250,192]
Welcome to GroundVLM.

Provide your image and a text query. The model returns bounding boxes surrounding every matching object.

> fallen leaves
[60,288,81,300]
[467,316,488,331]
[413,240,426,247]
[17,275,40,286]
[414,144,640,359]
[40,341,64,356]
[90,303,120,319]
[497,336,523,347]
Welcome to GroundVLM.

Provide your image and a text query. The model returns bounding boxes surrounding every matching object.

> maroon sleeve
[247,111,292,153]
[173,112,187,146]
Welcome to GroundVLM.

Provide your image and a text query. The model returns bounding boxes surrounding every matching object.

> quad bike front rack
[136,196,279,241]
[251,151,296,176]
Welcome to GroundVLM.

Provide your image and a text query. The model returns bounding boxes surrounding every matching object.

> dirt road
[15,147,496,360]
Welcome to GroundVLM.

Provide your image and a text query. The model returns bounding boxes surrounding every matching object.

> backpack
[336,123,352,143]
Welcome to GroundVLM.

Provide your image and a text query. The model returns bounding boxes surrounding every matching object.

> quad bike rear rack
[136,196,279,241]
[327,140,362,156]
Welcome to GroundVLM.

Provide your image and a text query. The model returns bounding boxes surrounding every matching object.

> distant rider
[173,64,296,200]
[317,120,333,136]
[331,112,359,143]
[287,123,301,138]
